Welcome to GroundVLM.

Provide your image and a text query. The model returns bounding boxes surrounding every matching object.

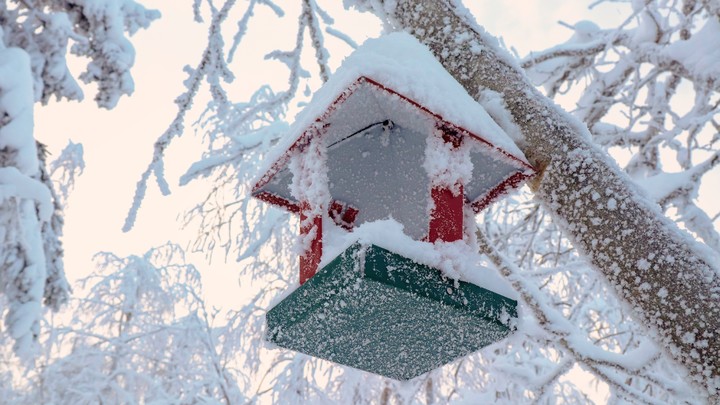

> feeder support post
[300,202,323,284]
[428,130,464,243]
[291,132,329,285]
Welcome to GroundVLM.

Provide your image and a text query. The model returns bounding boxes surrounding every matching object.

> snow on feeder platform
[267,242,518,380]
[252,33,535,380]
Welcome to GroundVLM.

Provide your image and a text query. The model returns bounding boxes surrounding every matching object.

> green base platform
[266,243,517,380]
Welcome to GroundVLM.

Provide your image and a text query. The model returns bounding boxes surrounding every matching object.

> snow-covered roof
[262,32,527,168]
[294,32,526,157]
[253,33,534,239]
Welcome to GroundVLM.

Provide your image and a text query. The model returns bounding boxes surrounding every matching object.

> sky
[36,1,211,288]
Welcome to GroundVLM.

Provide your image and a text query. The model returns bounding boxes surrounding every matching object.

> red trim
[329,200,358,231]
[253,191,300,214]
[341,206,358,228]
[471,171,531,214]
[429,185,464,242]
[300,202,322,285]
[329,200,343,218]
[255,169,530,218]
[428,128,464,243]
[439,125,463,147]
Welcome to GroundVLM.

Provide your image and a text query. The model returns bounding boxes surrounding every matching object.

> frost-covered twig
[303,0,331,82]
[48,141,85,208]
[178,2,353,265]
[3,0,158,108]
[123,0,238,232]
[477,228,693,403]
[31,244,246,404]
[529,0,720,253]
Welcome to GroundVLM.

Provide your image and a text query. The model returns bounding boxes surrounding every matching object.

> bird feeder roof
[253,33,534,238]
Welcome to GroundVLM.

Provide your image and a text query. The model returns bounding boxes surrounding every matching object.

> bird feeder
[252,33,534,380]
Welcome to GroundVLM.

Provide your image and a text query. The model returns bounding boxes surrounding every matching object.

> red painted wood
[440,126,462,147]
[253,191,300,214]
[329,200,344,223]
[428,128,465,243]
[429,185,464,243]
[341,205,359,228]
[329,200,359,230]
[300,203,322,284]
[470,170,530,214]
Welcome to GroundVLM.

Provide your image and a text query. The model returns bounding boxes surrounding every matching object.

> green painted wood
[266,243,517,380]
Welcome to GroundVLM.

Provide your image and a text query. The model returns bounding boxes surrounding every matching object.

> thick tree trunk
[388,0,720,396]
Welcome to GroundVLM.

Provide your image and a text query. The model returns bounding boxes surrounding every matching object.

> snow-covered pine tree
[0,0,158,359]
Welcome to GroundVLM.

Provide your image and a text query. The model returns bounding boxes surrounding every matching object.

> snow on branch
[128,0,352,270]
[32,244,247,403]
[1,0,158,361]
[522,0,720,255]
[123,0,237,232]
[303,0,331,82]
[2,0,159,108]
[48,140,85,208]
[476,205,699,403]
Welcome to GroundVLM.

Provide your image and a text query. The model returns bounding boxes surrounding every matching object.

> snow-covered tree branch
[1,0,157,359]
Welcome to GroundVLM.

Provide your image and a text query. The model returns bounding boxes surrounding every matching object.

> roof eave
[252,76,536,212]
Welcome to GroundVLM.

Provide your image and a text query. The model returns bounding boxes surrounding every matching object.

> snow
[632,7,658,43]
[0,42,55,361]
[0,47,38,175]
[636,171,694,201]
[288,136,330,217]
[0,168,53,222]
[325,27,359,49]
[379,0,720,394]
[259,32,526,179]
[665,16,720,80]
[318,218,517,299]
[523,20,601,91]
[254,33,533,246]
[478,89,523,144]
[423,128,473,192]
[607,197,617,210]
[4,0,717,400]
[636,169,720,268]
